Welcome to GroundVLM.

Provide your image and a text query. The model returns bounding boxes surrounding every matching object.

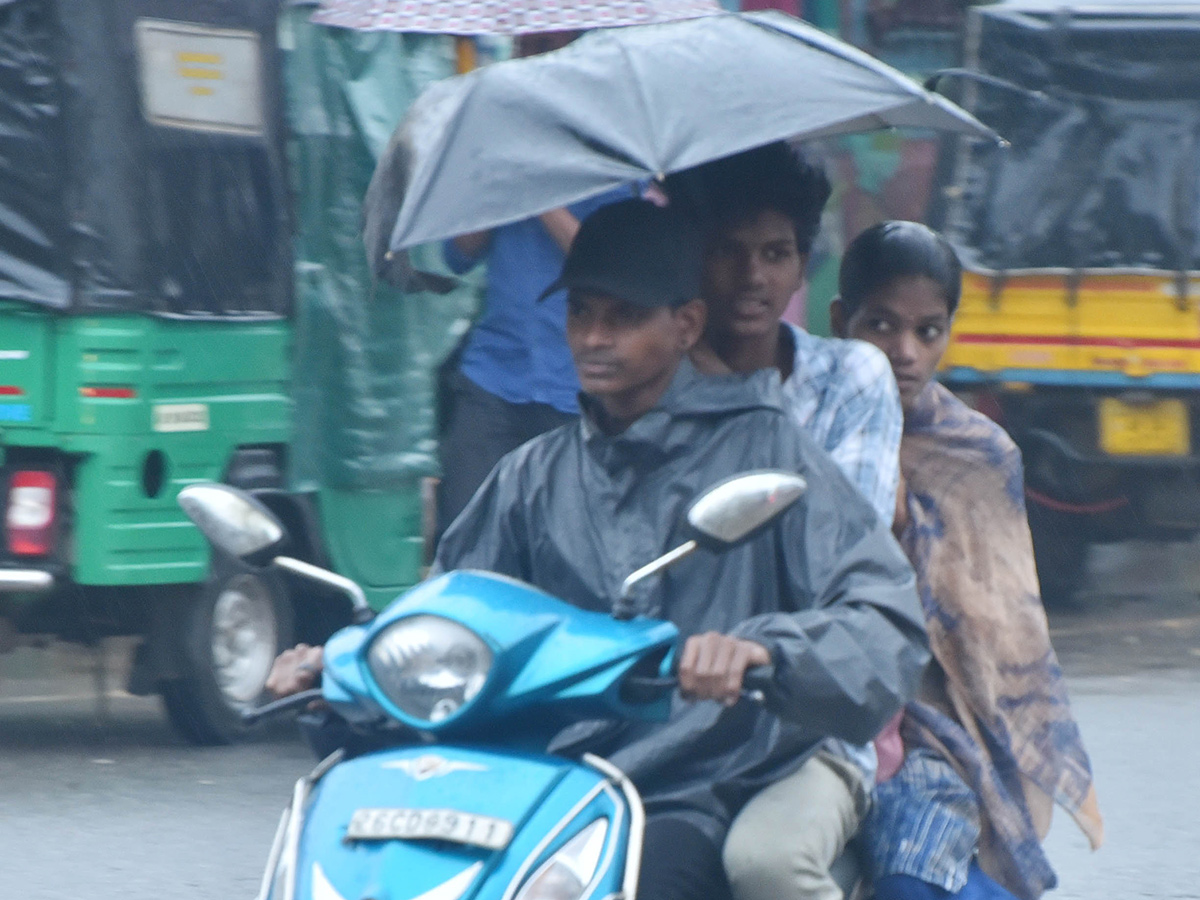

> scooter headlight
[514,818,609,900]
[366,615,492,724]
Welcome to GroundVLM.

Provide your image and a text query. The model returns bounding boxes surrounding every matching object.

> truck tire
[1027,502,1089,609]
[161,554,294,745]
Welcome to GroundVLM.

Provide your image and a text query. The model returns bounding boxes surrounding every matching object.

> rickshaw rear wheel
[161,554,294,745]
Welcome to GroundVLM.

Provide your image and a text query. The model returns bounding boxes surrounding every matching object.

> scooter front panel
[483,761,630,900]
[334,571,678,736]
[290,745,632,900]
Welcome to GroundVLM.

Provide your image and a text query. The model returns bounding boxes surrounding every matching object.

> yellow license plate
[1098,398,1190,456]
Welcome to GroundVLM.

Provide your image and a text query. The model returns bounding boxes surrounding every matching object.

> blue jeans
[874,861,1018,900]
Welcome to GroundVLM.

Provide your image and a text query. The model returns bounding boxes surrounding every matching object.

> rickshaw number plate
[346,807,513,850]
[1098,398,1190,456]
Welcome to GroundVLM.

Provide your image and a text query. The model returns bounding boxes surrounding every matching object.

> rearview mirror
[617,470,807,615]
[178,482,377,624]
[177,483,285,563]
[687,470,807,546]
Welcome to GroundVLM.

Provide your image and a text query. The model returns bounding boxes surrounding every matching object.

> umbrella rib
[613,37,663,173]
[562,127,651,172]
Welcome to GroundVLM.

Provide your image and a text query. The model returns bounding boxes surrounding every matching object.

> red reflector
[79,386,137,399]
[0,385,23,396]
[7,470,57,557]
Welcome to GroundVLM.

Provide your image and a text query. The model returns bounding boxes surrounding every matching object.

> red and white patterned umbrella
[310,0,722,35]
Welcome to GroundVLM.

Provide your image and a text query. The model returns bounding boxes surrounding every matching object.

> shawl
[898,382,1103,900]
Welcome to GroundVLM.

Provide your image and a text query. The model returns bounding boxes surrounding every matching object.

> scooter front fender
[264,744,642,900]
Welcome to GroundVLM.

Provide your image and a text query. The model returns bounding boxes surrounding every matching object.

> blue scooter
[177,471,805,900]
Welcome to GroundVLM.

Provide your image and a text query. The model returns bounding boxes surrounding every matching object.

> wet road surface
[2,541,1199,899]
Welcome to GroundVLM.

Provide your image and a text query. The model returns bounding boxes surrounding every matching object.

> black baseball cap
[540,198,703,308]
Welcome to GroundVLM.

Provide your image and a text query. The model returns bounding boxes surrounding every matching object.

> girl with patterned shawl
[831,222,1102,900]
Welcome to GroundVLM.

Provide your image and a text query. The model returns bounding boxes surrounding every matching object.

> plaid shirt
[779,324,903,527]
[779,324,904,784]
[863,746,983,891]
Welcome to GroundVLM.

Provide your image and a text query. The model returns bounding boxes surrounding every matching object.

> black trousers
[639,817,733,900]
[435,371,575,539]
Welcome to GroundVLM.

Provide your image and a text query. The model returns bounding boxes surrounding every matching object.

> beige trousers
[723,753,869,900]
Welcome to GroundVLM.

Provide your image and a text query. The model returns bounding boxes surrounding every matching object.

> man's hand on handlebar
[678,632,771,706]
[266,643,324,698]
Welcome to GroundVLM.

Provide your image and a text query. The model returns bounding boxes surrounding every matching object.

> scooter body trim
[262,743,644,900]
[320,570,678,739]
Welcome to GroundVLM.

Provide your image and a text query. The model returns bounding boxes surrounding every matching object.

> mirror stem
[615,540,698,618]
[273,556,375,624]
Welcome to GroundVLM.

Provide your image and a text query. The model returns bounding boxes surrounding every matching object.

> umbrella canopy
[311,0,721,34]
[363,11,1001,278]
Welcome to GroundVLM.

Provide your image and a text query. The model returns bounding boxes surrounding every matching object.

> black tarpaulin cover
[0,0,290,317]
[941,2,1200,273]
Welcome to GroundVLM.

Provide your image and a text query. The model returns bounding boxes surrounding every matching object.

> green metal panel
[53,315,290,437]
[0,311,291,585]
[69,436,212,585]
[317,485,425,610]
[0,302,53,428]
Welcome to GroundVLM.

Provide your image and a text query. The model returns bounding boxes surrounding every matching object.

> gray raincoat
[435,359,928,839]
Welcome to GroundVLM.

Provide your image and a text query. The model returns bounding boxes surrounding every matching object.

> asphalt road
[2,541,1200,899]
[0,682,312,899]
[1042,670,1200,900]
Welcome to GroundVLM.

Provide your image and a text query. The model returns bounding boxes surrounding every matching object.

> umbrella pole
[455,36,477,73]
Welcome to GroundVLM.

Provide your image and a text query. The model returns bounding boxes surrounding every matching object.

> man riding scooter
[269,199,929,900]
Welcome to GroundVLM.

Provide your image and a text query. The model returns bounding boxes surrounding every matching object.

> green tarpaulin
[281,10,481,492]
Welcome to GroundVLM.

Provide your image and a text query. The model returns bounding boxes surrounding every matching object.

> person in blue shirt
[437,187,634,537]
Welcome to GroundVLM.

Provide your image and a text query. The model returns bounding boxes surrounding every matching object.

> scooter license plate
[345,807,514,850]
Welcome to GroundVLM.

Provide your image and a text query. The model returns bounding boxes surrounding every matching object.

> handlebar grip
[240,688,325,726]
[741,664,775,703]
[741,664,775,692]
[620,674,676,704]
[623,664,776,705]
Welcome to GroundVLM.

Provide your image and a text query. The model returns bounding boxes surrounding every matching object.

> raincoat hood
[578,359,782,468]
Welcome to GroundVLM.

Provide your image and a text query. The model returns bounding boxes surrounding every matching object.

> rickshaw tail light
[7,470,57,556]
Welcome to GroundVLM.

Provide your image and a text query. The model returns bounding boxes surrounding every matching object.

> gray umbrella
[363,11,1000,278]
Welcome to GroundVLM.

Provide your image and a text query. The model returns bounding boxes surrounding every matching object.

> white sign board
[153,403,210,433]
[134,19,264,136]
